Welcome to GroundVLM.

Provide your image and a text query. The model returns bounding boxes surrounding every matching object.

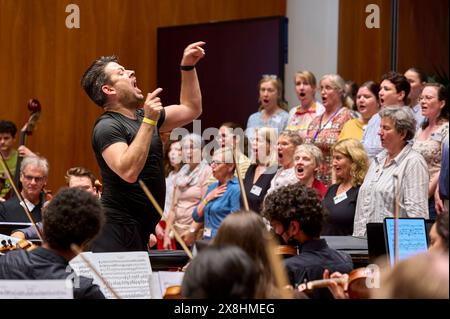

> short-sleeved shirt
[91,108,166,242]
[245,109,289,141]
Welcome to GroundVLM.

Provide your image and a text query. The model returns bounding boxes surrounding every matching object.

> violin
[163,285,182,299]
[297,267,371,299]
[275,245,298,257]
[0,237,37,254]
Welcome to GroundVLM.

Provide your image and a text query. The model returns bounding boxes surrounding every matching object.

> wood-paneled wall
[338,0,449,85]
[338,0,392,85]
[0,0,285,191]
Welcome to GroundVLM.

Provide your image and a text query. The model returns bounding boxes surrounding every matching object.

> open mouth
[380,98,385,105]
[278,152,283,159]
[299,92,306,97]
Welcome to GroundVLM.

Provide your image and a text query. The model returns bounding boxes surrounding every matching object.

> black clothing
[322,184,360,236]
[0,247,105,299]
[242,164,276,213]
[91,109,166,251]
[284,239,353,299]
[0,195,43,223]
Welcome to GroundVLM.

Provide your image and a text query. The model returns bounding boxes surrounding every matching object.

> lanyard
[312,107,342,142]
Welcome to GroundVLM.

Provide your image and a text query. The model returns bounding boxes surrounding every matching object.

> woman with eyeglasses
[191,147,240,241]
[286,70,325,139]
[306,74,355,186]
[245,75,290,142]
[412,83,449,219]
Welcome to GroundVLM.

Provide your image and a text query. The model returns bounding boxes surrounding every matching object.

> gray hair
[20,156,49,176]
[295,143,323,167]
[279,130,303,147]
[320,74,353,109]
[379,106,416,141]
[181,133,203,149]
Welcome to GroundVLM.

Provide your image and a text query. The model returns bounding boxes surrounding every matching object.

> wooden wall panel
[397,0,449,76]
[338,0,449,86]
[338,0,392,85]
[0,0,285,191]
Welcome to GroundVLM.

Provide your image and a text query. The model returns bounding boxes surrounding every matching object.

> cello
[1,99,41,200]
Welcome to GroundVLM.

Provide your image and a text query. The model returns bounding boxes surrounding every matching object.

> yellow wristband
[203,198,209,205]
[143,117,157,126]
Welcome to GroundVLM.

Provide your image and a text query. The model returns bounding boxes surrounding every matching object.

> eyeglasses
[22,174,45,183]
[210,160,225,166]
[262,74,278,80]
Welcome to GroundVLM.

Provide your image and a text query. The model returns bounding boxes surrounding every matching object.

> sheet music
[69,251,152,299]
[0,280,73,299]
[385,218,428,265]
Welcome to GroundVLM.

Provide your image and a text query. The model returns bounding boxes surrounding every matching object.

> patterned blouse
[286,101,325,139]
[412,121,449,181]
[306,107,355,186]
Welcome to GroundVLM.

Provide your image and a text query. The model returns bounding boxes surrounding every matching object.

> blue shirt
[192,177,241,240]
[411,103,425,130]
[245,110,289,141]
[439,137,449,200]
[361,113,383,162]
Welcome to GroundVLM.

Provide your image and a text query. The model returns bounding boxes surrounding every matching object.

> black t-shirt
[242,164,277,213]
[92,108,166,237]
[322,184,360,236]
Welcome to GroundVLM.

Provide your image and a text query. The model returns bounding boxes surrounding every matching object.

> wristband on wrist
[180,65,195,71]
[143,117,157,126]
[203,198,209,205]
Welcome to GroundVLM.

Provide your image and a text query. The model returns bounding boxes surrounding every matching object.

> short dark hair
[360,81,380,102]
[81,55,118,107]
[262,183,325,237]
[406,67,428,83]
[381,71,411,104]
[181,245,257,299]
[43,187,104,250]
[65,167,96,186]
[0,120,17,137]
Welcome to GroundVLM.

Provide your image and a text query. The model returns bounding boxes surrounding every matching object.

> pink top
[171,162,212,233]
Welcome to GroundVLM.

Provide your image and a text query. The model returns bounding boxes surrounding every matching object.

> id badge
[333,191,348,204]
[250,185,263,196]
[203,227,212,238]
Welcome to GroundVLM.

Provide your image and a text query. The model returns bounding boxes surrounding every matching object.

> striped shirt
[353,144,429,237]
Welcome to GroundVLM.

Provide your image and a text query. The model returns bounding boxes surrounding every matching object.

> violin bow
[70,244,121,299]
[232,150,249,211]
[393,174,400,265]
[263,231,293,299]
[0,153,43,241]
[138,180,193,260]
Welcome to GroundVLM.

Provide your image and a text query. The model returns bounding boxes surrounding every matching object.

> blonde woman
[246,74,290,141]
[322,139,369,235]
[286,70,325,139]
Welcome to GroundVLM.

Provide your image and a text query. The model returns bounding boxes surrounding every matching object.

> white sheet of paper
[0,280,73,299]
[69,251,153,299]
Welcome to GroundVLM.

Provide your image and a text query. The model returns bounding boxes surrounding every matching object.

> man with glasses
[0,155,48,222]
